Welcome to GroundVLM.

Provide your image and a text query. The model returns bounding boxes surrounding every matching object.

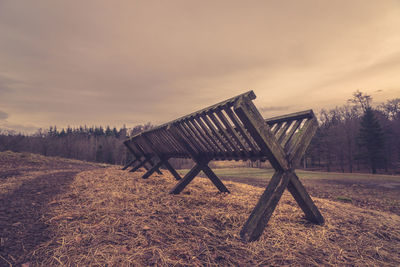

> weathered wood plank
[167,124,199,157]
[201,113,233,154]
[124,91,256,146]
[174,123,202,155]
[122,159,137,170]
[272,122,283,135]
[265,109,314,125]
[234,96,289,171]
[240,170,291,242]
[208,112,241,156]
[215,109,250,156]
[201,164,230,193]
[142,159,164,179]
[224,106,259,153]
[140,134,181,179]
[287,118,318,167]
[287,172,324,224]
[189,117,221,154]
[162,159,182,181]
[274,121,290,142]
[169,162,204,194]
[129,157,150,172]
[193,115,227,155]
[281,119,302,149]
[160,130,185,154]
[184,119,215,154]
[164,90,256,128]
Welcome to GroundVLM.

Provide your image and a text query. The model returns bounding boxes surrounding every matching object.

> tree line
[0,124,152,165]
[307,91,400,174]
[0,91,399,174]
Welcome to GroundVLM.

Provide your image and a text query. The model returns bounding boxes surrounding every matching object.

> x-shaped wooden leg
[169,159,230,194]
[167,125,231,195]
[124,141,162,174]
[138,135,182,181]
[235,96,324,242]
[122,159,138,170]
[129,157,150,172]
[142,157,181,180]
[239,169,324,241]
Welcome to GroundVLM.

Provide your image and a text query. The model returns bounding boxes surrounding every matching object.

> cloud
[259,106,291,113]
[0,121,38,134]
[259,106,291,112]
[0,110,8,120]
[0,1,399,131]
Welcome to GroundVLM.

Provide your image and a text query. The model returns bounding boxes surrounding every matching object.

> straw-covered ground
[1,152,400,266]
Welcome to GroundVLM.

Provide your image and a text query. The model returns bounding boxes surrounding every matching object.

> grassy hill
[1,151,400,266]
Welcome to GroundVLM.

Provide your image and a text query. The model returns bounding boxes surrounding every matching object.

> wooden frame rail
[123,90,324,241]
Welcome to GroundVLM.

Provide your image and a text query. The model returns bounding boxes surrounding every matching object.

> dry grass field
[1,151,400,266]
[181,166,400,216]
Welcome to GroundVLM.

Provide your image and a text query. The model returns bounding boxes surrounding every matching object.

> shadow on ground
[0,170,82,265]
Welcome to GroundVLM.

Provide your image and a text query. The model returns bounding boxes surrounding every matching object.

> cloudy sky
[1,1,399,133]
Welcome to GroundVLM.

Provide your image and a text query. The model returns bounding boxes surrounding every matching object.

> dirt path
[0,152,101,266]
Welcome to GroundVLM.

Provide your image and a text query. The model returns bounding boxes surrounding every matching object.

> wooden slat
[201,164,230,193]
[272,122,283,135]
[124,141,140,160]
[184,119,215,154]
[124,91,256,146]
[224,106,259,153]
[193,115,227,156]
[189,116,221,154]
[215,109,250,156]
[167,124,199,157]
[180,121,208,153]
[155,132,176,154]
[146,133,166,154]
[240,170,291,242]
[274,121,290,142]
[207,111,241,156]
[169,162,204,194]
[281,120,302,149]
[287,172,324,224]
[174,123,202,154]
[287,118,318,167]
[142,159,164,179]
[159,130,185,154]
[234,96,289,171]
[265,109,314,125]
[200,113,233,155]
[165,91,255,127]
[122,159,138,170]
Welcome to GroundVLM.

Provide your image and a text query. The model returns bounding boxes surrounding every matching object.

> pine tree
[358,107,385,174]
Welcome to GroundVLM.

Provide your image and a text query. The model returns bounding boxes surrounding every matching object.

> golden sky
[0,0,399,133]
